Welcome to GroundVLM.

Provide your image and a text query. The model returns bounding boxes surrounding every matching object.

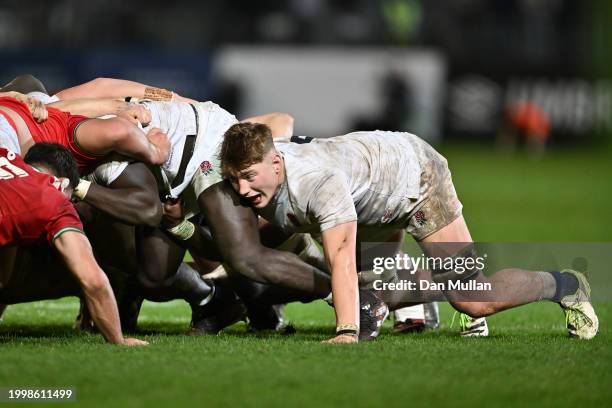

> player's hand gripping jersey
[0,148,83,246]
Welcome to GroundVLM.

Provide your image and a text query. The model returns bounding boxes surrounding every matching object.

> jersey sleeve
[307,172,357,232]
[44,192,84,244]
[84,160,130,186]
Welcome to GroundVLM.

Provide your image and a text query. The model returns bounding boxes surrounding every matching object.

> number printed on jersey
[0,150,29,180]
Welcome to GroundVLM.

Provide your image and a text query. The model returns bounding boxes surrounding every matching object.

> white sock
[198,283,216,306]
[394,304,425,321]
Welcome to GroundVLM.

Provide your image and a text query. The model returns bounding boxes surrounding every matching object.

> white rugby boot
[558,269,599,339]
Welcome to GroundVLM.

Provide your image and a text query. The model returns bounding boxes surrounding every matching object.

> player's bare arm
[321,221,359,344]
[0,91,48,122]
[55,77,197,104]
[0,246,18,289]
[52,230,148,346]
[74,163,162,227]
[73,117,169,166]
[49,98,151,125]
[198,182,332,297]
[241,112,294,139]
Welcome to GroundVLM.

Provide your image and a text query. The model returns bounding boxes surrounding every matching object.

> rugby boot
[247,304,295,334]
[393,318,426,333]
[189,280,247,335]
[450,312,489,336]
[558,269,598,339]
[459,314,489,337]
[359,289,389,341]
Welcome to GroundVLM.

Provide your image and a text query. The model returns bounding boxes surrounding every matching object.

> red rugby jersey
[0,148,83,246]
[0,96,99,172]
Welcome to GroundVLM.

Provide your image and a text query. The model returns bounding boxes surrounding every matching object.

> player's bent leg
[0,246,17,289]
[137,226,200,300]
[420,216,598,339]
[136,226,242,335]
[179,263,246,335]
[0,245,80,304]
[199,182,332,296]
[223,275,301,333]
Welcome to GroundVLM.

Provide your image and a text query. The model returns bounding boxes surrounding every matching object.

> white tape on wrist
[167,219,195,240]
[73,179,91,200]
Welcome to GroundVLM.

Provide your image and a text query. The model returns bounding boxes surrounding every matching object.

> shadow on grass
[1,321,564,344]
[0,324,82,342]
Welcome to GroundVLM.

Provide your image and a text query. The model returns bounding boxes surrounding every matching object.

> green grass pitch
[1,144,611,407]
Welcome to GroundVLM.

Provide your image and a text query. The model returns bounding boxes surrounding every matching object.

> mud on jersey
[258,131,425,235]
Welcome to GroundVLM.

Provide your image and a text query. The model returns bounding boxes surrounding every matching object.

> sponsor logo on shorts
[414,210,427,226]
[199,161,213,176]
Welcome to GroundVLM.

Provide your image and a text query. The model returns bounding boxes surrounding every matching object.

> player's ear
[271,152,281,174]
[60,177,70,192]
[53,177,72,197]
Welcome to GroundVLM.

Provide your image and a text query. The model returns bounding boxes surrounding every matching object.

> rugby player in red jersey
[0,144,147,346]
[0,92,169,173]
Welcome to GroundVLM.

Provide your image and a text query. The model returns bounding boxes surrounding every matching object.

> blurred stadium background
[1,1,611,407]
[1,0,611,144]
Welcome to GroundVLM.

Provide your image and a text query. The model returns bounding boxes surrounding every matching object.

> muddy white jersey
[88,101,237,201]
[141,100,238,198]
[258,131,424,234]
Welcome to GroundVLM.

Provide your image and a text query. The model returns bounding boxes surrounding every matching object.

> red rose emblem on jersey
[199,161,213,176]
[414,210,427,226]
[381,209,393,223]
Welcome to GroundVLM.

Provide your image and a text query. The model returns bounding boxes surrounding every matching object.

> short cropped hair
[24,143,80,189]
[220,122,275,177]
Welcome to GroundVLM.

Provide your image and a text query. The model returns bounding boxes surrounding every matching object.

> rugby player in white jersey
[1,76,410,339]
[8,77,355,336]
[219,123,599,343]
